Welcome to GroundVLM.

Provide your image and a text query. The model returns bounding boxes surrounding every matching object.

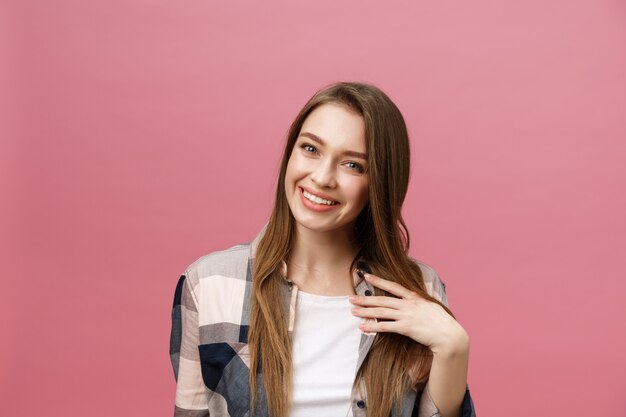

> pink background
[2,0,625,416]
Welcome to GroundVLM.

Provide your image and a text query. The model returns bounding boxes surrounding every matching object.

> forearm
[427,330,470,417]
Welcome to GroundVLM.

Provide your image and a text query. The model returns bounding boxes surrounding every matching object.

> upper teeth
[303,190,337,205]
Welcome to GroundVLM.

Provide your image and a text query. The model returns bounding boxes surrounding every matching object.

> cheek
[284,157,306,197]
[285,153,296,170]
[286,154,310,179]
[285,157,298,183]
[347,181,369,206]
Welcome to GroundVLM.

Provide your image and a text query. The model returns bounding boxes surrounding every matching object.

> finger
[349,295,404,309]
[362,272,419,299]
[352,306,400,320]
[359,320,401,334]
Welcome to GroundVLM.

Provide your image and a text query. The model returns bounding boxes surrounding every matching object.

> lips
[298,186,340,204]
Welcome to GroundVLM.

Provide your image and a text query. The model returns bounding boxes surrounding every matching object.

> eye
[300,143,318,154]
[345,161,366,173]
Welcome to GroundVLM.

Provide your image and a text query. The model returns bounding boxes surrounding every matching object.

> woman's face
[284,102,369,235]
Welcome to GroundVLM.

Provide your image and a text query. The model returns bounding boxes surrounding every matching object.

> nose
[310,159,337,188]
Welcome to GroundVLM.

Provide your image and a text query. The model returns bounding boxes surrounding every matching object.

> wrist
[431,326,470,358]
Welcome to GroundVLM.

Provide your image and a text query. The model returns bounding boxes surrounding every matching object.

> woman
[170,82,476,417]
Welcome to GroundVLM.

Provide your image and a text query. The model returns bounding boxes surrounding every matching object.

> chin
[293,215,352,235]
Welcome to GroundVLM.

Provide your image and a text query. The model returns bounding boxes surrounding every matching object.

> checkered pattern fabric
[170,225,476,417]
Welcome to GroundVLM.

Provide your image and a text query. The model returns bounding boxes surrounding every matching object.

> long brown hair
[248,82,456,417]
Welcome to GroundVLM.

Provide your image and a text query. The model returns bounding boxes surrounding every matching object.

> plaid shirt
[169,225,476,417]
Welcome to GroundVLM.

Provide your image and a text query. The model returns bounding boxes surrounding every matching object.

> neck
[287,223,360,296]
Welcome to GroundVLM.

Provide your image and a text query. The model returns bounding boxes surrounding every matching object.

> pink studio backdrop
[1,0,625,416]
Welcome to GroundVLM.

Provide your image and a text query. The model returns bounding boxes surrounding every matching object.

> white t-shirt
[289,289,365,417]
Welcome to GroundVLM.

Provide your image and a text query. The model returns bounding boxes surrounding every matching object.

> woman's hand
[349,271,469,356]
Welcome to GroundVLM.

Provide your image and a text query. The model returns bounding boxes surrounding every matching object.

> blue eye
[346,162,365,173]
[301,143,317,153]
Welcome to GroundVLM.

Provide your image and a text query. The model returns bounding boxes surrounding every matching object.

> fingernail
[357,270,364,278]
[348,295,357,302]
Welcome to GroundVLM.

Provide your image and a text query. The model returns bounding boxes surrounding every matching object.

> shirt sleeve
[170,274,210,417]
[415,266,477,417]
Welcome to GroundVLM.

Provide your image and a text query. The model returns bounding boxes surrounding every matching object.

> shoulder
[181,241,253,294]
[410,257,449,306]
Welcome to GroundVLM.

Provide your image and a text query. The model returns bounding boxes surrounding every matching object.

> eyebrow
[298,132,368,160]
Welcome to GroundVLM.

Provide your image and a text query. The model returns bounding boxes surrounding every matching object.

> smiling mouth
[300,187,339,206]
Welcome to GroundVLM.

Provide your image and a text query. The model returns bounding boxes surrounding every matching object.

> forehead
[300,103,366,151]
